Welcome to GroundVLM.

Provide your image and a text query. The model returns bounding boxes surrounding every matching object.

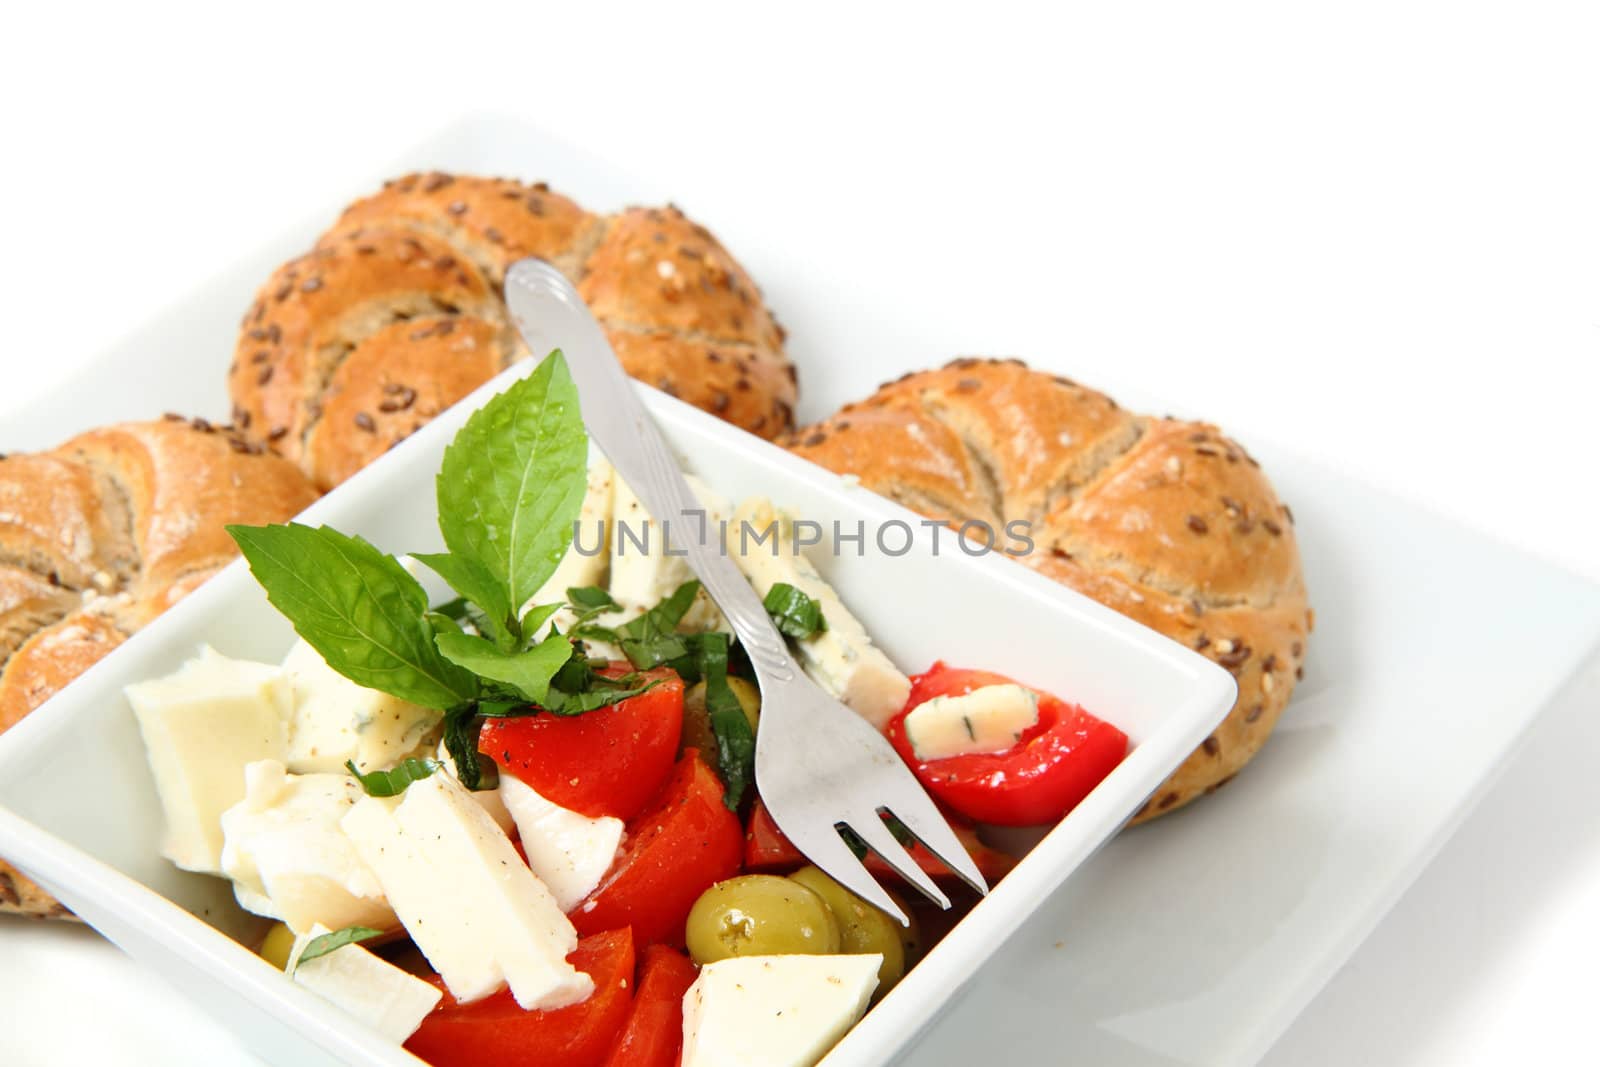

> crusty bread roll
[231,173,797,490]
[783,358,1312,822]
[0,417,320,917]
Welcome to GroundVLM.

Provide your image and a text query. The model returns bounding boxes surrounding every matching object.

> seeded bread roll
[231,173,797,490]
[783,359,1312,822]
[0,417,320,917]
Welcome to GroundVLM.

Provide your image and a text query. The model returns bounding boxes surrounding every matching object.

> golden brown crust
[54,420,321,599]
[784,359,1312,821]
[0,859,71,921]
[230,227,504,486]
[305,316,512,489]
[0,568,78,664]
[323,172,600,286]
[0,453,132,590]
[0,604,127,733]
[231,177,797,489]
[0,419,319,917]
[578,206,785,352]
[606,327,796,441]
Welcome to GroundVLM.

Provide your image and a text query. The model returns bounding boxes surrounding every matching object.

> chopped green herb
[543,680,658,716]
[294,925,385,971]
[442,708,488,791]
[576,580,704,670]
[693,632,755,809]
[566,586,621,618]
[346,758,440,798]
[763,582,827,639]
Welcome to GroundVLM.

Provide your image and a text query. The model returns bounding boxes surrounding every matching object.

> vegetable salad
[128,352,1128,1067]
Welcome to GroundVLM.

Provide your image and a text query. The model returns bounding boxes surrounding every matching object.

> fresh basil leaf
[346,757,440,798]
[442,707,485,791]
[434,352,589,626]
[694,631,755,809]
[569,622,621,646]
[567,586,620,618]
[226,523,477,711]
[423,610,462,639]
[435,630,575,705]
[519,602,563,638]
[294,925,385,971]
[549,648,598,696]
[762,582,827,639]
[431,596,472,621]
[623,634,689,670]
[476,699,527,718]
[613,580,702,669]
[415,551,515,649]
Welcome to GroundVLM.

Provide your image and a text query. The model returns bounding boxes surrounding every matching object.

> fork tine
[882,795,991,897]
[793,823,912,926]
[846,816,952,911]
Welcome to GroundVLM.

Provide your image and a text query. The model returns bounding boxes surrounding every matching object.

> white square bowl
[0,365,1236,1067]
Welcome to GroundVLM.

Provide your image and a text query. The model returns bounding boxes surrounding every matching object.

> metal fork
[504,259,988,924]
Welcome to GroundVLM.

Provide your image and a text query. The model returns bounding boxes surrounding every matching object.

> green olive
[681,677,763,758]
[686,874,841,965]
[788,866,908,992]
[258,922,296,971]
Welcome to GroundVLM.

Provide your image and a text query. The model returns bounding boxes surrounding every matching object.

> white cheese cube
[903,683,1040,761]
[287,923,441,1044]
[127,646,290,873]
[609,475,729,632]
[281,640,442,774]
[433,740,515,835]
[680,954,882,1067]
[341,772,592,1011]
[220,760,394,935]
[731,499,911,729]
[498,774,624,912]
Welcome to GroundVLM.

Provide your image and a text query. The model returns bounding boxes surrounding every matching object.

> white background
[3,2,1598,1064]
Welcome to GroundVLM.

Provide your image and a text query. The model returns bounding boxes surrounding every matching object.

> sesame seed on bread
[231,174,797,490]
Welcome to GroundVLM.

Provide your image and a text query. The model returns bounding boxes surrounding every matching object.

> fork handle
[503,260,796,685]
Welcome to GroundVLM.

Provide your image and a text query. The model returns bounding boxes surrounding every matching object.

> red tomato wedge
[600,945,699,1067]
[572,751,742,947]
[405,928,635,1067]
[480,666,685,821]
[743,798,1017,885]
[887,663,1128,827]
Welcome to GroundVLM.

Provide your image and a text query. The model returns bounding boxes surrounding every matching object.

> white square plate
[3,116,1600,1066]
[0,360,1236,1066]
